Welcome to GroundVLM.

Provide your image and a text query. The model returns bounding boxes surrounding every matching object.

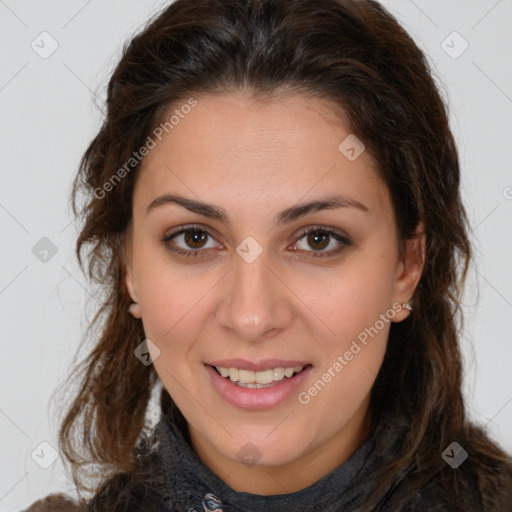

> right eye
[162,225,222,258]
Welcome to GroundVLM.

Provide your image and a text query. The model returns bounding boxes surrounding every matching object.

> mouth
[204,361,313,410]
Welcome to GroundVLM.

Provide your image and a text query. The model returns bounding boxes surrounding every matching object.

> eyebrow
[146,193,369,224]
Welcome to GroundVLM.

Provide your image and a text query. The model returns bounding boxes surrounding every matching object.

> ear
[391,222,425,322]
[123,228,141,319]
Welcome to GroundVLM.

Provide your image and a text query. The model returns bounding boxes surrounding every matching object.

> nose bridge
[215,247,293,341]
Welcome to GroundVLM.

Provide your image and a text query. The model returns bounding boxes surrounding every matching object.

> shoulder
[22,493,86,512]
[373,418,512,512]
[86,471,166,512]
[395,453,512,512]
[22,483,168,512]
[85,446,171,511]
[410,474,512,512]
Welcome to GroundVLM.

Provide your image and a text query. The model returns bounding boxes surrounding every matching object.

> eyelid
[162,223,219,242]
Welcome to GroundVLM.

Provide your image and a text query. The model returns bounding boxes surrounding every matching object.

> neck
[188,398,373,495]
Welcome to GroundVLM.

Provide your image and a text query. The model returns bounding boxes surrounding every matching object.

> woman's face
[124,92,424,491]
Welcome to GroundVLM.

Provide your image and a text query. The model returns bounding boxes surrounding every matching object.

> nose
[215,249,294,343]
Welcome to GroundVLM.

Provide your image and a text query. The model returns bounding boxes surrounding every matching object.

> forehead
[134,93,389,218]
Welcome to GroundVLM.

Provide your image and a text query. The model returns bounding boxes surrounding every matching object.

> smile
[205,362,313,409]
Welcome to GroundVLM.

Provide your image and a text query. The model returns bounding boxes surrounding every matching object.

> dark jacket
[23,412,512,511]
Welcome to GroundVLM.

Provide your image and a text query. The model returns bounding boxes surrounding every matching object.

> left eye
[293,228,348,255]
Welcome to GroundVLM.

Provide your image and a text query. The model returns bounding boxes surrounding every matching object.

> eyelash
[161,224,351,260]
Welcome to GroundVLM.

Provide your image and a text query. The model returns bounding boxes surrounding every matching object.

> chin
[213,424,311,468]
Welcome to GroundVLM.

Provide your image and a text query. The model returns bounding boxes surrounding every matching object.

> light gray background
[1,1,511,510]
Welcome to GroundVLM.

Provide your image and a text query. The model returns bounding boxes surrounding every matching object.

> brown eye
[293,228,351,257]
[163,226,219,257]
[184,229,209,249]
[306,231,330,251]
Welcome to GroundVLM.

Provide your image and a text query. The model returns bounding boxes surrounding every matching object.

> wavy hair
[57,0,511,509]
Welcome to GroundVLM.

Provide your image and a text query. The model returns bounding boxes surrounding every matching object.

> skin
[124,92,425,495]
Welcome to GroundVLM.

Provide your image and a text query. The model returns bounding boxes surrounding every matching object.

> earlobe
[128,301,141,318]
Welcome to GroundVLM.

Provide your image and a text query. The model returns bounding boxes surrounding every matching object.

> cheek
[298,316,389,430]
[132,240,207,327]
[133,256,200,357]
[296,246,398,340]
[137,269,206,400]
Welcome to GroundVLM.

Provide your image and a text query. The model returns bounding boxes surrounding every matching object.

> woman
[24,0,512,510]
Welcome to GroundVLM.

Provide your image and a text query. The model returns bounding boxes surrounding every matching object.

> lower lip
[205,364,312,410]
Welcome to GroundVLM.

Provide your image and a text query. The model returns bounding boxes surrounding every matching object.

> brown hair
[24,494,85,512]
[57,0,511,509]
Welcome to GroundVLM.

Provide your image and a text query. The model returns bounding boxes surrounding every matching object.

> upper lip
[206,359,311,372]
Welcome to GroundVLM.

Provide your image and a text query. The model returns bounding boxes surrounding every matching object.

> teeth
[272,368,285,380]
[218,367,230,378]
[236,382,275,389]
[215,365,304,385]
[284,368,294,378]
[256,369,274,384]
[238,369,255,383]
